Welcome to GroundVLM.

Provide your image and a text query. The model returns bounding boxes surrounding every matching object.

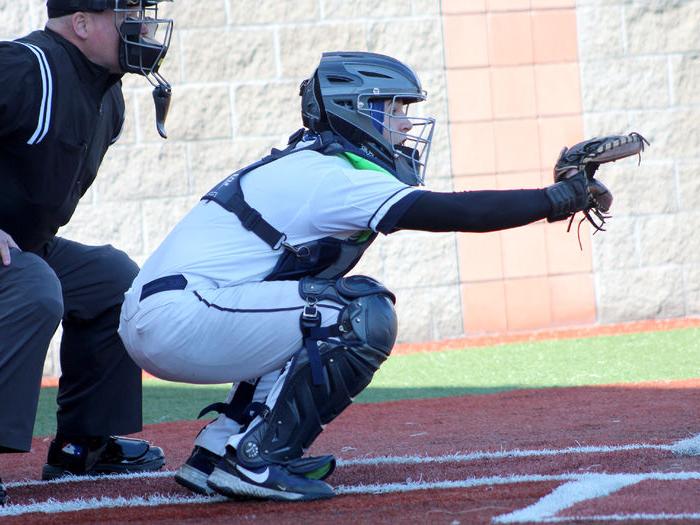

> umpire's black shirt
[0,28,124,252]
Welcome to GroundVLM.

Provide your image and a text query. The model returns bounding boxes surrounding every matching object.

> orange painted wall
[441,0,597,333]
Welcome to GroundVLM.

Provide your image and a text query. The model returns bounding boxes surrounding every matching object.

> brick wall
[442,0,596,332]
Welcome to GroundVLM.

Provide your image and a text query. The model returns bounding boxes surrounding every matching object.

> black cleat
[42,436,165,480]
[207,447,335,502]
[174,446,220,495]
[174,444,336,496]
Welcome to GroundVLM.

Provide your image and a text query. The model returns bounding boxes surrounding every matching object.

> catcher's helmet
[300,51,435,186]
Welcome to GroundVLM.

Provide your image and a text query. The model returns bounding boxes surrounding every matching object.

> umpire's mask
[47,0,174,138]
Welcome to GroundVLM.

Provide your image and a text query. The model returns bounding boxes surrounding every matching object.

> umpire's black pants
[0,238,141,453]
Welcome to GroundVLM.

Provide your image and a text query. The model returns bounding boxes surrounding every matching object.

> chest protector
[201,129,379,281]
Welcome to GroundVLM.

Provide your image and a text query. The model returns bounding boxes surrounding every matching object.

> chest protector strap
[200,131,385,387]
[201,129,344,252]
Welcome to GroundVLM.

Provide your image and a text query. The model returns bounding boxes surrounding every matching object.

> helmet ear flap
[300,72,328,132]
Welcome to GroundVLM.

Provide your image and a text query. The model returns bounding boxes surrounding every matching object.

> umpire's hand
[0,229,19,266]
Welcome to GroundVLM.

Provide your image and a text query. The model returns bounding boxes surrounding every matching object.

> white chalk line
[494,474,648,523]
[0,493,227,517]
[492,432,700,523]
[340,443,665,467]
[2,472,700,518]
[5,469,174,489]
[536,513,700,522]
[1,434,697,518]
[8,433,699,490]
[495,473,700,523]
[345,432,700,466]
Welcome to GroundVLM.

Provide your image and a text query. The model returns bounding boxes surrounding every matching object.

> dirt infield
[3,377,700,523]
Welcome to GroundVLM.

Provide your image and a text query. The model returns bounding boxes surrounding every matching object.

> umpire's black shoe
[41,436,165,480]
[0,477,7,506]
[174,446,219,495]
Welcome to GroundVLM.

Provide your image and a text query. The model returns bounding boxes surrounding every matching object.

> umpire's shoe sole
[207,451,334,502]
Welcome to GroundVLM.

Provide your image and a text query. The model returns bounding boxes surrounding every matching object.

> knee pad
[236,275,397,468]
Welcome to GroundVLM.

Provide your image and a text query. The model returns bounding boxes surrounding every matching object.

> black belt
[140,274,188,302]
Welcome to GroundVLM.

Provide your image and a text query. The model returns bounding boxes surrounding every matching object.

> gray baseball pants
[0,238,142,452]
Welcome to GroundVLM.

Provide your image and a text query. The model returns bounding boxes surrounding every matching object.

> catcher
[117,51,647,502]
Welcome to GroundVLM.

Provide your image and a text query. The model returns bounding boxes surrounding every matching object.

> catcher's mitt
[554,132,649,235]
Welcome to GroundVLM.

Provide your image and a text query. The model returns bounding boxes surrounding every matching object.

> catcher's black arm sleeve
[377,189,552,234]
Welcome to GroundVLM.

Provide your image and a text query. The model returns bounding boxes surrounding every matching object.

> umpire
[0,0,174,503]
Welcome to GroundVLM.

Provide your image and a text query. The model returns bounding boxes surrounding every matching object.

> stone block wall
[576,0,700,322]
[2,0,698,380]
[2,1,454,379]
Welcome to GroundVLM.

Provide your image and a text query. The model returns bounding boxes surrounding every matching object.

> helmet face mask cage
[114,1,174,139]
[114,0,173,86]
[357,94,435,186]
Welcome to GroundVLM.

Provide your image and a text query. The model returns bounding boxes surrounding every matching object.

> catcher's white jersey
[129,148,416,293]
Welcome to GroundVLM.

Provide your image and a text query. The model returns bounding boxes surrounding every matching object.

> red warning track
[3,378,700,523]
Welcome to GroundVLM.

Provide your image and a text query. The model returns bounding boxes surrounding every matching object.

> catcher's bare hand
[0,229,20,266]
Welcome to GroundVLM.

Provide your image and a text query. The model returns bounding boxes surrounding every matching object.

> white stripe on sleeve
[16,41,53,145]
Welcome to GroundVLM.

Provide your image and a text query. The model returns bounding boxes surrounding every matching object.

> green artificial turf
[33,327,700,436]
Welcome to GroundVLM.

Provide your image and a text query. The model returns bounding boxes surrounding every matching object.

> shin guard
[237,278,397,468]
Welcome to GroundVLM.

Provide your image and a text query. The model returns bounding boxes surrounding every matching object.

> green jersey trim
[340,152,392,176]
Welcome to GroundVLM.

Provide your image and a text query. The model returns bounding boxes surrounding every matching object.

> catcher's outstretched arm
[388,188,550,233]
[381,178,585,234]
